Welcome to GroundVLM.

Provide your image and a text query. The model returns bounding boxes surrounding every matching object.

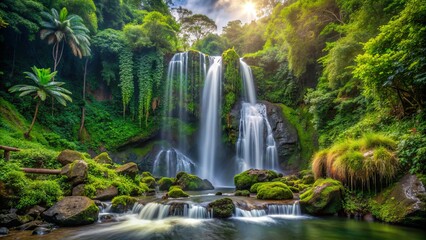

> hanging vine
[136,50,163,127]
[118,47,134,118]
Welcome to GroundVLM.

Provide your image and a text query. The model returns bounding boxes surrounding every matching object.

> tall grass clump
[312,134,399,191]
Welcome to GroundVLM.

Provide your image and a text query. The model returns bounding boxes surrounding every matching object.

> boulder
[115,162,138,178]
[0,227,9,235]
[111,196,138,213]
[158,177,175,191]
[72,184,86,196]
[234,169,279,190]
[61,160,88,186]
[42,196,99,226]
[141,176,156,189]
[208,198,235,218]
[262,101,300,170]
[93,186,119,201]
[27,205,46,219]
[57,150,84,166]
[235,190,250,197]
[176,172,214,191]
[168,186,189,198]
[254,182,293,200]
[300,178,343,215]
[94,152,113,165]
[0,212,22,228]
[370,174,426,227]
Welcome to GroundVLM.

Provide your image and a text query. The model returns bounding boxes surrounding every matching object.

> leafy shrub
[17,180,63,209]
[12,148,61,169]
[398,133,426,174]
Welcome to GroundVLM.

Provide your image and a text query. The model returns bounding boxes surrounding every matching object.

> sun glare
[243,1,257,16]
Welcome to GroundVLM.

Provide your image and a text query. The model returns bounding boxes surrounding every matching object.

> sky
[172,0,258,33]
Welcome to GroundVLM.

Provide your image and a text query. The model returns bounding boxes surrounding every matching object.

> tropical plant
[40,7,91,73]
[9,67,72,138]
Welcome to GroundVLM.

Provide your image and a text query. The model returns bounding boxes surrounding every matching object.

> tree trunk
[21,168,61,175]
[25,101,40,139]
[79,58,89,141]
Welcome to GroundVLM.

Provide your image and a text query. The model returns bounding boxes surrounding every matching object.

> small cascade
[234,203,301,217]
[198,56,223,184]
[236,59,279,173]
[132,202,212,220]
[152,148,196,177]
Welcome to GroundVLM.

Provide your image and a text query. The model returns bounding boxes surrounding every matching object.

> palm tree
[9,66,72,138]
[40,7,91,73]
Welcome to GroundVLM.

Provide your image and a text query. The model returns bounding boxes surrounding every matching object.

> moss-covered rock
[176,172,214,191]
[256,182,293,200]
[57,150,84,166]
[302,174,315,184]
[235,190,250,197]
[300,178,344,215]
[142,172,153,178]
[61,160,88,186]
[234,169,279,190]
[94,152,112,165]
[115,162,138,178]
[208,198,235,218]
[42,196,99,226]
[111,195,137,213]
[370,174,426,227]
[141,176,156,189]
[168,186,189,198]
[158,177,175,191]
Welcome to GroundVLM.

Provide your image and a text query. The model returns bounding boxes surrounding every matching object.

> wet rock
[111,196,138,213]
[234,169,279,190]
[99,214,116,223]
[370,174,426,227]
[176,172,214,191]
[27,205,46,219]
[0,227,8,235]
[0,212,21,228]
[261,101,300,170]
[208,198,235,218]
[168,186,189,198]
[158,177,175,191]
[235,190,250,197]
[57,149,84,166]
[32,227,51,235]
[115,162,138,178]
[61,160,88,186]
[42,196,99,226]
[300,178,343,215]
[94,152,113,165]
[72,184,86,196]
[93,186,119,201]
[216,192,223,196]
[16,220,45,230]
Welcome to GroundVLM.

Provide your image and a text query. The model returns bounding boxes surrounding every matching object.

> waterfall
[236,59,279,172]
[198,56,222,184]
[132,202,212,220]
[152,148,196,177]
[153,51,209,177]
[234,203,301,217]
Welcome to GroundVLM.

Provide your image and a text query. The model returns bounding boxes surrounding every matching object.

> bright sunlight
[243,1,257,16]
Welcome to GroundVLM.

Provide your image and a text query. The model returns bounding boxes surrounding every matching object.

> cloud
[173,0,257,33]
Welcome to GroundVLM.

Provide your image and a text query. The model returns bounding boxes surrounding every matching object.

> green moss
[300,178,344,215]
[158,177,175,191]
[249,182,263,193]
[176,172,210,190]
[62,201,99,226]
[94,152,112,164]
[141,176,156,188]
[208,198,235,218]
[280,104,316,168]
[256,182,293,200]
[142,172,153,178]
[168,187,189,198]
[235,190,250,197]
[234,169,278,190]
[111,195,137,212]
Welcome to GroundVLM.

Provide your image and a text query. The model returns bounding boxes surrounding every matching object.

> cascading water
[234,203,301,217]
[236,59,279,173]
[198,57,222,184]
[153,52,209,177]
[132,202,212,220]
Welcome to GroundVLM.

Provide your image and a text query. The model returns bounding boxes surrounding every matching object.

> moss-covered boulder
[115,162,138,178]
[111,195,138,213]
[93,186,119,200]
[57,150,84,166]
[300,178,343,215]
[158,177,175,191]
[168,186,189,198]
[42,196,99,226]
[176,172,214,191]
[370,174,426,227]
[141,176,156,189]
[234,169,279,190]
[208,198,235,218]
[61,160,88,186]
[255,182,293,200]
[94,152,112,165]
[142,172,153,178]
[235,190,250,197]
